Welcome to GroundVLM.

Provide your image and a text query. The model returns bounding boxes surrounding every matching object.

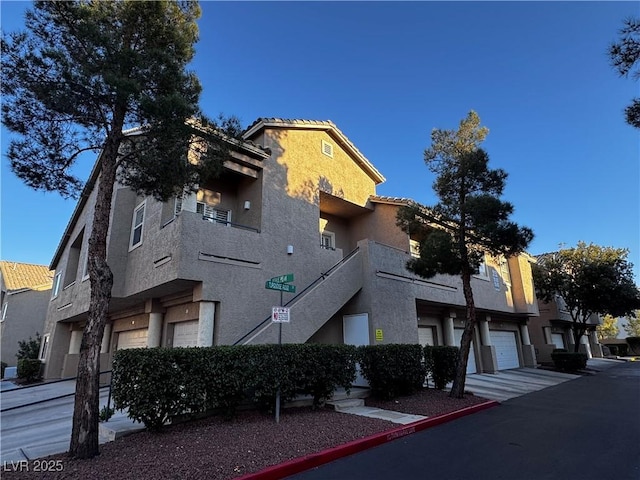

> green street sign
[265,280,296,293]
[269,273,294,284]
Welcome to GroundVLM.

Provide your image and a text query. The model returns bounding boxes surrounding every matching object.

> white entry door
[454,329,477,374]
[343,313,370,387]
[117,329,148,350]
[418,327,435,347]
[173,320,199,347]
[490,330,520,370]
[551,333,565,350]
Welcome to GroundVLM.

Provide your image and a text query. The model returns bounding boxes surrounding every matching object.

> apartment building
[42,118,540,379]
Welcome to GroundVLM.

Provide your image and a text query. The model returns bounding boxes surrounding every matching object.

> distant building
[0,261,53,367]
[42,118,541,379]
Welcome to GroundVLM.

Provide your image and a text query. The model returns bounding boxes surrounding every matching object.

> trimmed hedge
[425,346,459,390]
[17,358,42,382]
[357,344,426,400]
[551,351,587,372]
[112,344,356,430]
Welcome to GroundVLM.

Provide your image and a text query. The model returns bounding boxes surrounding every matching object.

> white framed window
[321,139,334,158]
[1,303,7,321]
[474,256,488,278]
[410,239,420,258]
[196,202,230,225]
[129,201,146,250]
[51,272,62,298]
[174,196,183,215]
[499,256,511,284]
[39,334,50,361]
[320,231,335,250]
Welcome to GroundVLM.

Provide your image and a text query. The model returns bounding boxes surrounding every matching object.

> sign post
[266,274,295,423]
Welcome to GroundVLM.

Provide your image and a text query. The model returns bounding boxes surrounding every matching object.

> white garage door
[454,329,476,374]
[418,327,435,346]
[173,320,199,347]
[551,333,565,350]
[117,329,148,350]
[491,330,520,370]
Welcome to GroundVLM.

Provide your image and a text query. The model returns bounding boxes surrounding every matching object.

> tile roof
[0,261,53,291]
[243,118,386,184]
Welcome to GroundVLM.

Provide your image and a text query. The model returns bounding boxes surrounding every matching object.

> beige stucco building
[0,261,53,369]
[42,118,540,379]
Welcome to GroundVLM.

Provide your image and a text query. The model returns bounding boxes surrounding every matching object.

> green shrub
[358,344,426,400]
[426,345,459,390]
[295,344,356,408]
[551,351,587,372]
[16,333,41,360]
[17,358,42,382]
[112,344,357,429]
[99,405,115,422]
[626,337,640,355]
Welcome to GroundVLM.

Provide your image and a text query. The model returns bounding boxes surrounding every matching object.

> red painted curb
[236,400,499,480]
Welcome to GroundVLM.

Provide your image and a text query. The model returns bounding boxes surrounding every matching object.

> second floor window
[52,272,62,298]
[321,231,335,249]
[130,201,146,249]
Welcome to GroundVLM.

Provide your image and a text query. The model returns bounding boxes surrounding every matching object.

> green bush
[626,337,640,355]
[358,344,426,400]
[17,358,42,382]
[426,345,459,390]
[16,333,41,360]
[551,351,587,372]
[112,344,357,430]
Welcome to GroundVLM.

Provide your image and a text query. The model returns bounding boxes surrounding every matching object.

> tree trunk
[450,268,476,398]
[69,136,119,459]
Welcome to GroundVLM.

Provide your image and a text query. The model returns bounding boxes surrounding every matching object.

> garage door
[173,320,199,347]
[454,329,476,374]
[551,333,565,350]
[490,330,520,370]
[418,327,435,347]
[117,329,148,350]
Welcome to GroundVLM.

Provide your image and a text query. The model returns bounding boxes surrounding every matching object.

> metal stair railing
[232,246,360,345]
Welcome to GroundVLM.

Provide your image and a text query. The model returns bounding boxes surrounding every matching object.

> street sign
[265,280,296,293]
[272,306,290,323]
[269,273,294,284]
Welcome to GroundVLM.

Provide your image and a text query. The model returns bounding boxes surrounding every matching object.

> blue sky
[1,1,639,281]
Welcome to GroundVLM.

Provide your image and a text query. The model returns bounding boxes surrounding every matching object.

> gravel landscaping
[2,389,487,480]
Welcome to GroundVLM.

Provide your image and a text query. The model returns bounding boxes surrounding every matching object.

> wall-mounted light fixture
[244,201,251,210]
[287,245,294,255]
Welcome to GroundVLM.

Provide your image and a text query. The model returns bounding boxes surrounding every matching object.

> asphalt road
[290,362,640,480]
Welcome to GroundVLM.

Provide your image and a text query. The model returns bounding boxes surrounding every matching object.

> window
[474,256,488,278]
[499,256,511,284]
[129,201,146,249]
[64,229,84,287]
[1,303,7,321]
[321,139,334,158]
[174,196,183,215]
[196,202,230,225]
[51,272,62,298]
[410,239,420,258]
[321,231,335,249]
[39,334,50,361]
[82,253,89,281]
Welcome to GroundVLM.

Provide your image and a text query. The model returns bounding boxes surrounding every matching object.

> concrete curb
[236,400,499,480]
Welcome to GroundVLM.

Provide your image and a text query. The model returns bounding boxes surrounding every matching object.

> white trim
[39,334,50,361]
[129,201,146,250]
[51,272,62,299]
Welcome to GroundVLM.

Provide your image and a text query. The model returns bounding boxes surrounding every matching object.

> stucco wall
[1,289,50,366]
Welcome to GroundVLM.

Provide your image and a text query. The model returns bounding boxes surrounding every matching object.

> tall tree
[1,1,241,459]
[609,17,640,128]
[397,111,533,398]
[623,311,640,337]
[533,243,640,352]
[596,314,619,341]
